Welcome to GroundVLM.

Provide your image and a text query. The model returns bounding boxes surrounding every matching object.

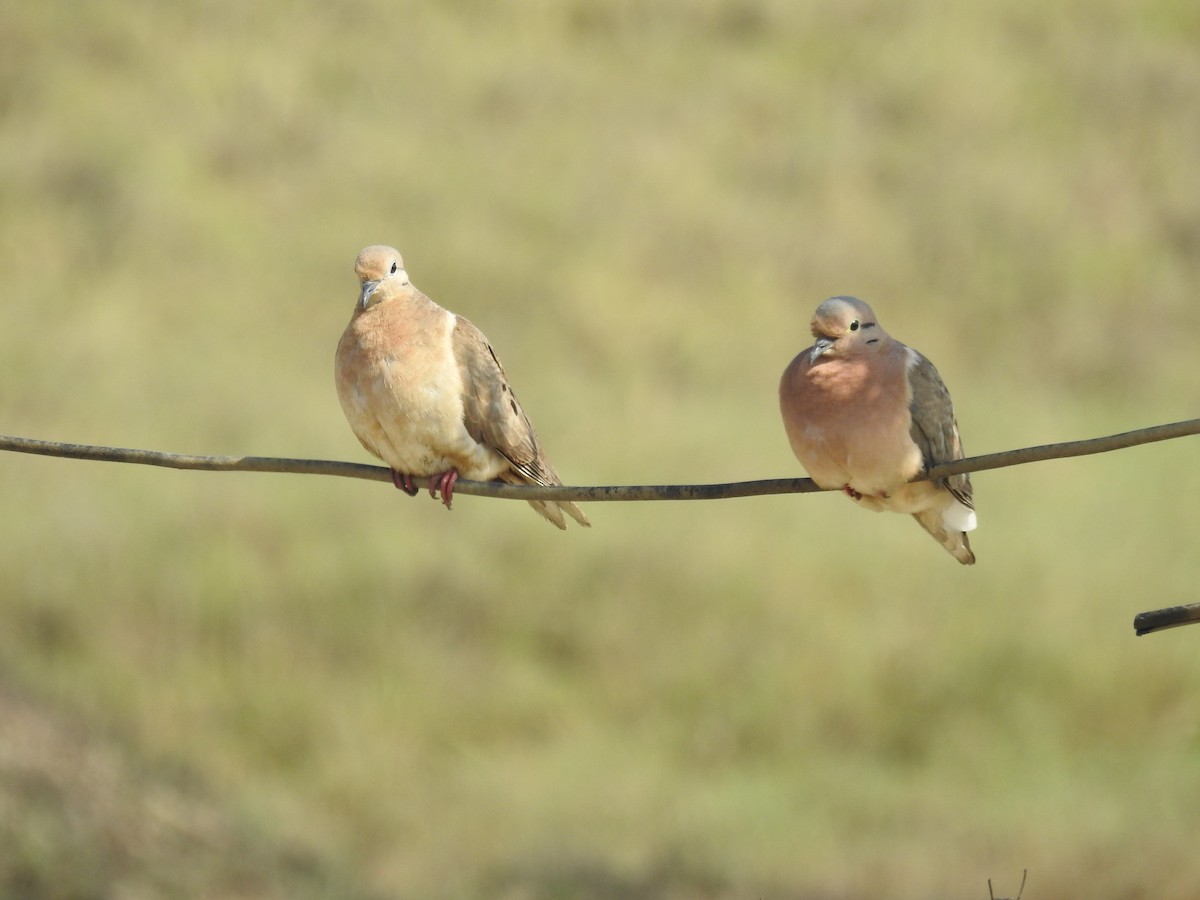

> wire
[2,417,1197,502]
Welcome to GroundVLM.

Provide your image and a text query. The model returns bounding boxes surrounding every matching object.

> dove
[779,296,975,564]
[335,245,590,530]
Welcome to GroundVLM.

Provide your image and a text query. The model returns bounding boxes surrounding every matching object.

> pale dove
[779,296,976,564]
[335,245,590,530]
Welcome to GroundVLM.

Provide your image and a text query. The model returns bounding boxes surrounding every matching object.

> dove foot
[429,469,459,509]
[843,484,890,501]
[391,470,420,496]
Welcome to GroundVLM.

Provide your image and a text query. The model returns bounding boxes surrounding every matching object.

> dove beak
[358,279,381,309]
[809,337,834,363]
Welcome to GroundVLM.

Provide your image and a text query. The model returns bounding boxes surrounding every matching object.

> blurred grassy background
[2,1,1199,897]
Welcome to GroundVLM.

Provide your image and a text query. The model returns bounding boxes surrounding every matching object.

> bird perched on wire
[779,296,975,564]
[335,245,590,530]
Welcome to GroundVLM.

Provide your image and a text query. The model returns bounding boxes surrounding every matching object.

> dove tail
[911,509,975,565]
[525,499,591,530]
[498,469,590,529]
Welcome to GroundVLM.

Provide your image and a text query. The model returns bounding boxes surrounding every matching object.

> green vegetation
[2,1,1199,897]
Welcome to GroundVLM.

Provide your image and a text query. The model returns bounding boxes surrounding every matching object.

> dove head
[807,295,889,363]
[354,244,410,310]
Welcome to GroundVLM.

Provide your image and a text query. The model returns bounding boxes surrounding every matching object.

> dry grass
[2,1,1200,897]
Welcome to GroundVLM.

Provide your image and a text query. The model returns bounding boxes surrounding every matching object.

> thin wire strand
[2,417,1198,502]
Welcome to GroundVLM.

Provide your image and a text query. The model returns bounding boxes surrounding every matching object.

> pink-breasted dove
[779,296,976,564]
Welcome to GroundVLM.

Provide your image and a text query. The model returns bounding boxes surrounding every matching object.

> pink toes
[842,484,890,501]
[428,469,459,509]
[391,470,419,496]
[389,468,459,508]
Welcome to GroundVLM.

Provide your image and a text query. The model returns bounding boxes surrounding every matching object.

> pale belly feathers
[335,312,509,480]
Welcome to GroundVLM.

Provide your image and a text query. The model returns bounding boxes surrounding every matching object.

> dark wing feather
[907,350,973,510]
[452,316,561,486]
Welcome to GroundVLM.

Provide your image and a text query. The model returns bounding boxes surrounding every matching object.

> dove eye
[390,262,398,274]
[848,320,860,332]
